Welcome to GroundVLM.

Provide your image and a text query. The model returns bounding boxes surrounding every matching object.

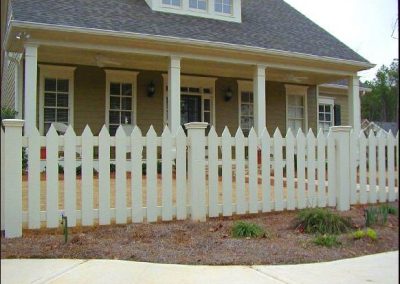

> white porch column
[15,55,24,119]
[168,56,181,134]
[253,65,266,136]
[348,75,361,133]
[24,44,38,135]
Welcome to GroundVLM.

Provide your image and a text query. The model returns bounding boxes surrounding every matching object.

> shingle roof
[11,0,369,63]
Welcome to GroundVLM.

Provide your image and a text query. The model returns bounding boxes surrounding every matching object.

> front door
[181,95,202,126]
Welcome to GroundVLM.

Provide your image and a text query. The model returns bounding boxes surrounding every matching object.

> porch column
[24,44,38,135]
[15,55,23,119]
[348,75,361,133]
[168,56,181,134]
[253,65,266,136]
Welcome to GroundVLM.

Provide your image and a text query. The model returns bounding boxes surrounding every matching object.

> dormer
[145,0,242,23]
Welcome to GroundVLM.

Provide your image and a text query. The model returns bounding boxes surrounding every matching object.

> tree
[362,60,399,122]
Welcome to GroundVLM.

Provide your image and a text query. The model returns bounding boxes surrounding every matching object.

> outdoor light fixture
[224,87,233,101]
[147,81,156,97]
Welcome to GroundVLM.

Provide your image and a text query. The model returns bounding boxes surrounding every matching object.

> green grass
[231,221,265,238]
[313,234,341,248]
[294,208,352,235]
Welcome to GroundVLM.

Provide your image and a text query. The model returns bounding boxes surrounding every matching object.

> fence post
[331,126,352,211]
[2,119,24,238]
[185,122,208,221]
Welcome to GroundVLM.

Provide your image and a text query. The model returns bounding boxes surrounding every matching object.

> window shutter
[334,104,341,126]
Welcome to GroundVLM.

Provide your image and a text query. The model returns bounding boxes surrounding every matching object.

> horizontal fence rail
[1,119,399,238]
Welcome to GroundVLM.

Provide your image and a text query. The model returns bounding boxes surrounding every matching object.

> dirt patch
[1,203,398,265]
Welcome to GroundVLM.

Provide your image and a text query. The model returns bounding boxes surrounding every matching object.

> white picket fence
[1,119,399,238]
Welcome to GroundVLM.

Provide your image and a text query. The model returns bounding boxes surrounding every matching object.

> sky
[284,0,399,82]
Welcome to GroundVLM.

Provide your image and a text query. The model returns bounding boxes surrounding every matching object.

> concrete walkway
[1,251,398,284]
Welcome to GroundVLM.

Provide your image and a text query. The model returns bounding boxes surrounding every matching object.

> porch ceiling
[37,45,346,85]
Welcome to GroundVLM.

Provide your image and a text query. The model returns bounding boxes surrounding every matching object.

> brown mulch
[1,203,398,265]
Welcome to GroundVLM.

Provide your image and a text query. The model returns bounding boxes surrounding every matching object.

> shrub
[352,228,378,241]
[352,230,365,240]
[231,221,265,238]
[294,208,352,235]
[366,228,377,241]
[313,234,341,248]
[0,107,18,119]
[141,161,162,176]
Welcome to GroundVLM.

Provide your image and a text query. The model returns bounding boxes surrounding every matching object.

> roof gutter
[320,83,372,93]
[10,20,376,70]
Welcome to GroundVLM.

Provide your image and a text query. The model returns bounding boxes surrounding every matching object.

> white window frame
[161,74,217,128]
[285,84,309,133]
[189,0,207,11]
[237,80,254,134]
[318,96,335,133]
[105,69,139,133]
[214,0,233,15]
[39,64,76,135]
[161,0,182,8]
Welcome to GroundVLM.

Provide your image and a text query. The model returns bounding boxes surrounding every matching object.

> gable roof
[11,0,369,64]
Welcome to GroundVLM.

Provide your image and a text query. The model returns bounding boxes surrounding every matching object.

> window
[105,70,138,136]
[215,0,232,14]
[189,0,207,10]
[286,85,308,134]
[39,65,76,135]
[318,97,335,133]
[162,0,181,7]
[240,91,254,136]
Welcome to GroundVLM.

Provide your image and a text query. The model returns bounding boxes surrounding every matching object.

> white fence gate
[1,119,399,238]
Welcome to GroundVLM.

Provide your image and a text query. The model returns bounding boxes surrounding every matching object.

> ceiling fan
[94,55,122,67]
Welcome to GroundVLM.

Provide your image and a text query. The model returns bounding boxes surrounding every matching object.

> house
[1,0,374,137]
[361,119,399,136]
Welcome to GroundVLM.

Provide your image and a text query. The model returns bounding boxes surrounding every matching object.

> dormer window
[215,0,232,14]
[162,0,181,7]
[189,0,207,11]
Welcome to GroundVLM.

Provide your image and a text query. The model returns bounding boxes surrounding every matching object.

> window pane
[45,79,56,92]
[109,125,118,136]
[189,0,197,8]
[57,94,69,107]
[121,112,132,124]
[110,96,120,109]
[44,123,52,134]
[319,105,324,112]
[325,114,331,121]
[44,93,56,107]
[215,2,222,12]
[57,109,69,123]
[44,108,56,122]
[110,83,120,96]
[57,79,69,92]
[171,0,180,6]
[121,97,132,110]
[109,111,120,124]
[223,3,231,14]
[319,113,324,121]
[296,107,304,118]
[204,99,210,111]
[204,112,210,123]
[248,104,254,115]
[198,0,206,10]
[241,92,249,103]
[122,84,132,96]
[241,104,249,115]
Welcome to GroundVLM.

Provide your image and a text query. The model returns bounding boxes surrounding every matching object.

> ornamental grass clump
[231,221,265,238]
[294,208,352,235]
[313,234,341,248]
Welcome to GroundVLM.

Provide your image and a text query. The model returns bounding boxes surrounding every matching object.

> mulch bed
[1,202,398,265]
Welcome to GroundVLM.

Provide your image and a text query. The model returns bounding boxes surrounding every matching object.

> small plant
[352,230,366,239]
[364,205,394,227]
[313,234,341,248]
[366,228,377,241]
[0,107,18,119]
[294,208,352,235]
[231,221,265,238]
[380,204,397,215]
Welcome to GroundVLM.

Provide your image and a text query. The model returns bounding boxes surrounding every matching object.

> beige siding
[307,86,318,133]
[266,81,286,132]
[215,78,238,135]
[1,57,16,110]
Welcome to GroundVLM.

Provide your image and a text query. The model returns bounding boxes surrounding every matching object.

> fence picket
[1,127,4,230]
[368,131,377,203]
[146,126,158,222]
[359,131,367,204]
[327,130,336,206]
[273,128,284,211]
[377,131,387,202]
[176,126,187,220]
[397,132,399,200]
[64,126,77,227]
[207,127,218,217]
[115,126,127,224]
[387,130,395,202]
[316,129,326,207]
[261,128,271,212]
[131,127,143,223]
[296,130,306,209]
[222,127,233,216]
[248,128,258,213]
[286,129,295,210]
[161,126,173,221]
[235,128,246,214]
[81,126,94,226]
[99,126,111,225]
[349,130,358,204]
[28,128,41,229]
[306,129,316,208]
[46,125,59,228]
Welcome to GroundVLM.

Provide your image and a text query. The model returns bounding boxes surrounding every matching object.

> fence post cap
[184,122,208,130]
[330,126,352,133]
[2,119,24,128]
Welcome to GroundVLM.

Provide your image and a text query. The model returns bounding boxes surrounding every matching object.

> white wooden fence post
[185,122,208,221]
[331,126,352,211]
[2,119,24,238]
